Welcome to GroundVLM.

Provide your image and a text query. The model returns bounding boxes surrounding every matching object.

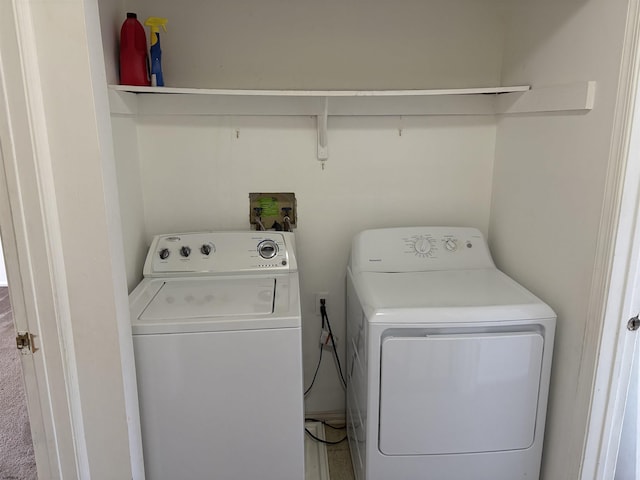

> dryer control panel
[350,227,495,273]
[143,231,297,277]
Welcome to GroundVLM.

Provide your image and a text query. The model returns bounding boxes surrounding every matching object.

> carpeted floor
[0,287,37,479]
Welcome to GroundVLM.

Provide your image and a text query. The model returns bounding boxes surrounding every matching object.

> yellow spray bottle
[144,17,168,86]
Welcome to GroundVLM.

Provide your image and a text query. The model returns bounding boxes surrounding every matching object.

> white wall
[133,114,496,411]
[123,0,505,90]
[490,1,631,479]
[97,0,124,85]
[112,115,148,292]
[98,1,148,293]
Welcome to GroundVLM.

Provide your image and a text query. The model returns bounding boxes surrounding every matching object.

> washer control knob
[257,239,278,259]
[159,248,170,260]
[180,246,191,258]
[414,236,432,255]
[201,244,213,255]
[444,239,458,251]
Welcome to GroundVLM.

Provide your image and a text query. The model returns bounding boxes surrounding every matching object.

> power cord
[320,299,347,389]
[304,346,323,396]
[304,298,349,445]
[304,297,346,395]
[305,417,345,428]
[305,418,347,445]
[304,426,347,445]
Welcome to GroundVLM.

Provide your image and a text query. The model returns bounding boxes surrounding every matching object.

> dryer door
[378,331,543,455]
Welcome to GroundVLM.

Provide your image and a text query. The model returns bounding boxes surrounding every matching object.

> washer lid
[140,277,275,321]
[129,273,301,334]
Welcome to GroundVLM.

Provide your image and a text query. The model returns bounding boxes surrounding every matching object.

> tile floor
[325,425,355,480]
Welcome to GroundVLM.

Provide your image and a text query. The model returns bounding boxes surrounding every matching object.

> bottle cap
[126,12,137,18]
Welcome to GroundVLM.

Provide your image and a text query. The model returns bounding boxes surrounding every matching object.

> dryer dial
[180,246,191,258]
[413,236,433,256]
[444,239,458,252]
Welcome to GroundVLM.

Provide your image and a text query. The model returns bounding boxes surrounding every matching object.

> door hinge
[15,331,34,354]
[627,315,640,331]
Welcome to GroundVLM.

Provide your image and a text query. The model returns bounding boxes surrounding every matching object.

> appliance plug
[320,329,332,348]
[319,329,337,349]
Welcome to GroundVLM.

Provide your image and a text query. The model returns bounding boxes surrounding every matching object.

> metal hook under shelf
[317,97,328,161]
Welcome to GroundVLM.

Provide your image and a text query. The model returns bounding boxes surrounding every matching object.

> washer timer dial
[257,239,278,259]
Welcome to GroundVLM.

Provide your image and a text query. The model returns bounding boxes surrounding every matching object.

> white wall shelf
[108,82,596,160]
[109,84,531,97]
[108,84,532,117]
[495,81,597,114]
[108,82,596,116]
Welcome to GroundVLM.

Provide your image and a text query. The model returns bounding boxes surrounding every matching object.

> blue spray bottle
[144,17,168,86]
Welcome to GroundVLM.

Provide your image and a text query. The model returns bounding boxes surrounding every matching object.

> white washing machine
[345,227,556,480]
[129,231,304,480]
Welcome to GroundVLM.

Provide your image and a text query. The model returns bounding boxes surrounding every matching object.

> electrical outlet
[315,292,329,315]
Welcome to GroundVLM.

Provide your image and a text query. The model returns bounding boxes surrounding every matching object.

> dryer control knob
[444,239,458,251]
[257,239,278,259]
[159,248,170,260]
[201,244,213,255]
[414,236,432,255]
[180,246,191,258]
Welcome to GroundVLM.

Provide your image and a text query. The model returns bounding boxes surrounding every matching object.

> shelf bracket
[317,97,329,161]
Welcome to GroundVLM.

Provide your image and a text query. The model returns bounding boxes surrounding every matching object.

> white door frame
[0,0,82,477]
[580,0,640,477]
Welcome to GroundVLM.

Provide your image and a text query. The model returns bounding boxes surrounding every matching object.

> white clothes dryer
[129,231,304,480]
[346,227,556,480]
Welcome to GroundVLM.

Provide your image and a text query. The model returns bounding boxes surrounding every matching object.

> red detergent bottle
[119,12,150,86]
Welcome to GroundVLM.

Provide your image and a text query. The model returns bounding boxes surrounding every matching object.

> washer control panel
[143,231,297,277]
[350,227,495,273]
